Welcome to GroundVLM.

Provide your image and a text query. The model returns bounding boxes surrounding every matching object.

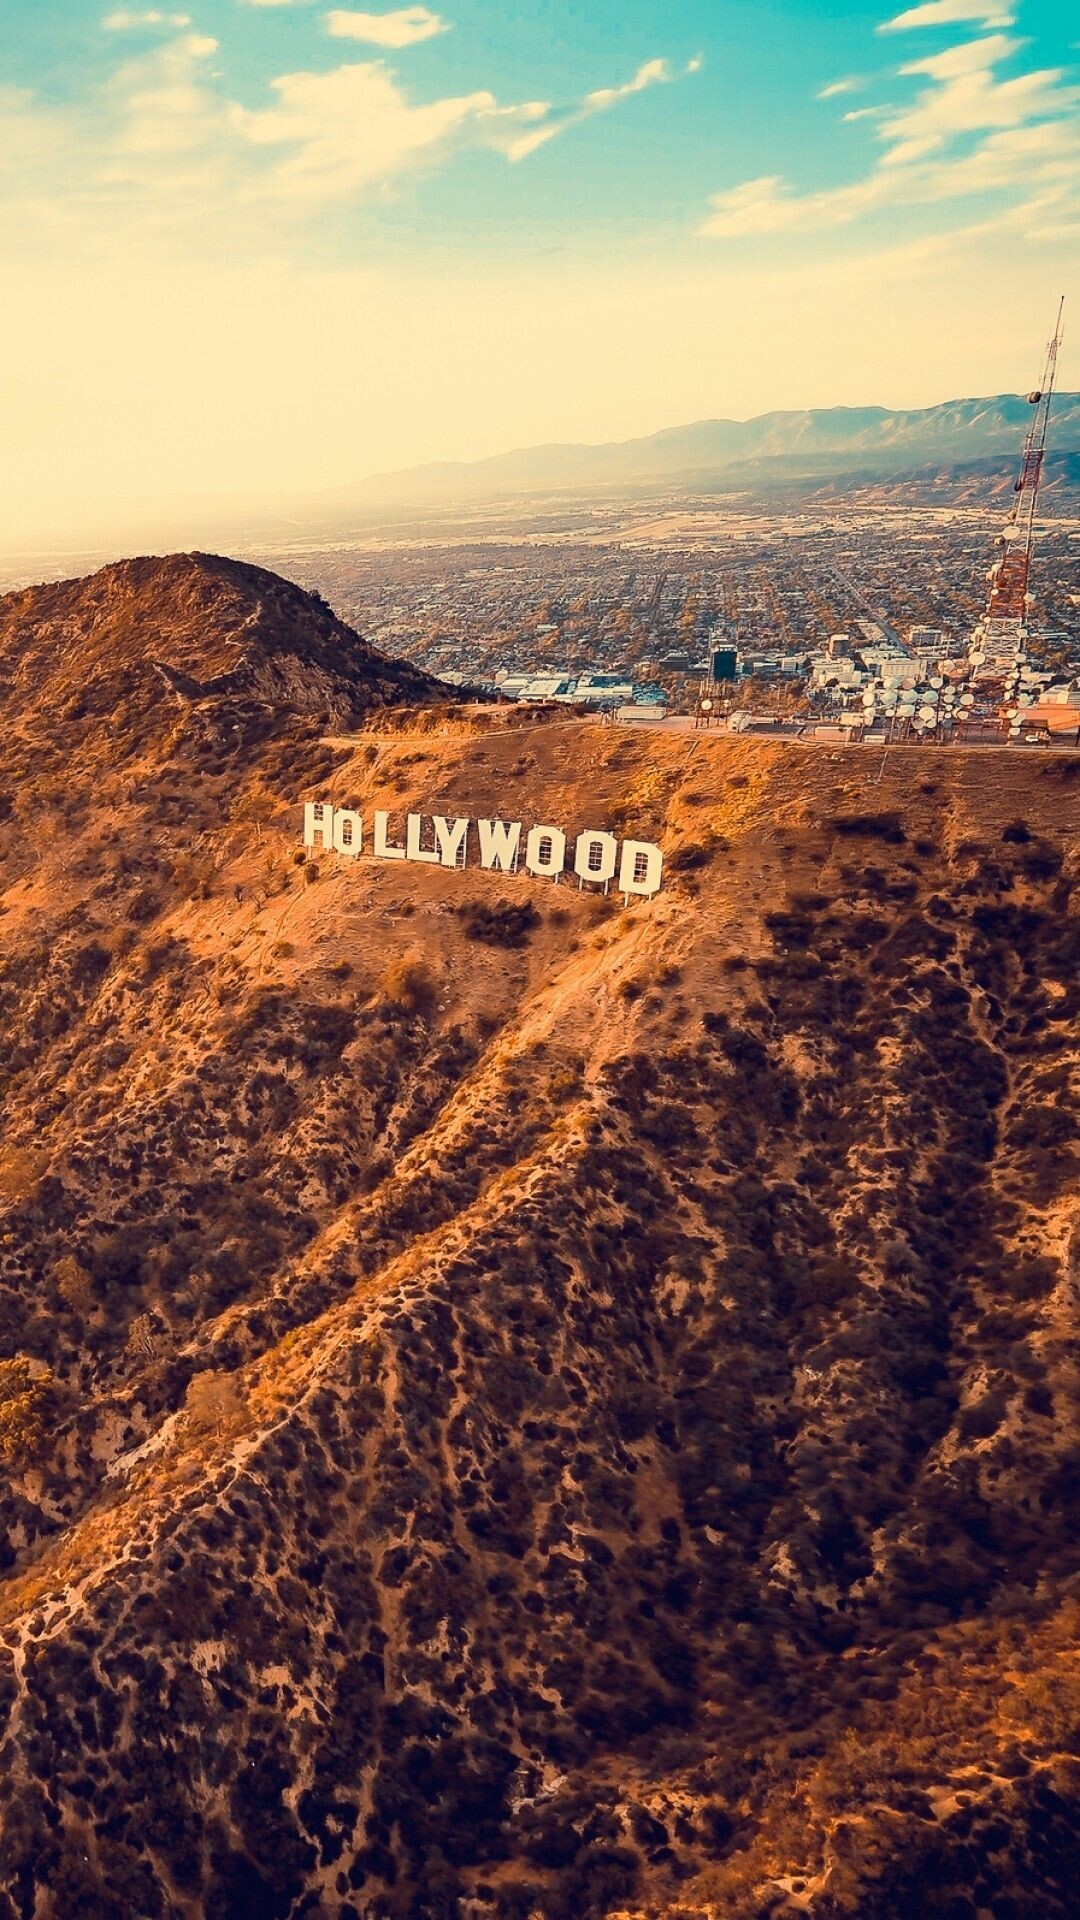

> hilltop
[0,559,1076,1918]
[0,551,445,777]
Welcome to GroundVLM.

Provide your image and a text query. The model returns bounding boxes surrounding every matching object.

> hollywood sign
[303,802,664,898]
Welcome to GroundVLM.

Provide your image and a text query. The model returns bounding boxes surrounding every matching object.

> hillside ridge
[0,558,1075,1919]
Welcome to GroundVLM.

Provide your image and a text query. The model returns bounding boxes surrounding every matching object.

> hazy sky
[1,0,1076,543]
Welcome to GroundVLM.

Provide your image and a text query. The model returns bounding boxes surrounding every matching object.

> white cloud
[324,8,448,47]
[234,61,498,195]
[703,29,1078,238]
[503,56,698,162]
[103,9,192,26]
[880,1,1015,31]
[818,77,862,99]
[880,35,1077,161]
[585,57,670,112]
[700,175,800,237]
[232,56,688,190]
[0,22,697,241]
[106,32,223,161]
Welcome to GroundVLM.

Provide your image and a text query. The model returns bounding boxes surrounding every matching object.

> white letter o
[525,826,567,877]
[574,830,618,885]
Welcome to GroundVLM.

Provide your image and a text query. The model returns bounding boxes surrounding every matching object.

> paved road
[613,714,1080,751]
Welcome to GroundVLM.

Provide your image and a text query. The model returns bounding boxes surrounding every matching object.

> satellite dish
[929,676,943,689]
[960,692,975,707]
[700,698,714,712]
[970,650,986,664]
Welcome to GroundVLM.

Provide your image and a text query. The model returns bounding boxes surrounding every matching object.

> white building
[909,626,945,655]
[810,658,864,690]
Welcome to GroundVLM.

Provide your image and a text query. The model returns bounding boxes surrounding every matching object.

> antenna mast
[980,296,1065,641]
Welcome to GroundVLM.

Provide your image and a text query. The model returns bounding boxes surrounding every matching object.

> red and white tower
[969,297,1065,676]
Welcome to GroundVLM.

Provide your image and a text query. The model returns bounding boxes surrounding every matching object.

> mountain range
[328,393,1080,511]
[7,397,1077,565]
[0,554,1076,1918]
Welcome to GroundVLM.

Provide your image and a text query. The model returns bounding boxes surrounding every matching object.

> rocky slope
[0,557,1076,1919]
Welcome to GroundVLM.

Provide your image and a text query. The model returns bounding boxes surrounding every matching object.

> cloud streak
[323,8,449,47]
[704,26,1078,238]
[502,55,701,162]
[879,1,1016,31]
[0,27,698,250]
[102,9,193,27]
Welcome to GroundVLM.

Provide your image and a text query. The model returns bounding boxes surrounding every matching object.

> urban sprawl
[259,500,1080,747]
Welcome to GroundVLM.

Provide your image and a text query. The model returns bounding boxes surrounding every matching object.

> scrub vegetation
[0,554,1075,1920]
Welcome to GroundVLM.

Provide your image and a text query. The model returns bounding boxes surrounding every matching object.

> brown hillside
[0,561,1076,1919]
[0,552,446,788]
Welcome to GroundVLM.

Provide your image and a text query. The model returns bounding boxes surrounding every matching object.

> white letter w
[477,819,521,871]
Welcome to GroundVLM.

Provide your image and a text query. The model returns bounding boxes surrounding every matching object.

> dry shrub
[55,1255,95,1318]
[184,1369,244,1433]
[0,1146,47,1204]
[382,950,438,1017]
[829,810,906,843]
[0,1358,57,1468]
[459,900,539,947]
[668,839,718,874]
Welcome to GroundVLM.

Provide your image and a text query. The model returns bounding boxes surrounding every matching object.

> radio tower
[969,296,1065,677]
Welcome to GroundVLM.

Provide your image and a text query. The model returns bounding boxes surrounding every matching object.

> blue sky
[1,0,1076,541]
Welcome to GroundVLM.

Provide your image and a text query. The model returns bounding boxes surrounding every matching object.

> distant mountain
[762,449,1080,509]
[328,392,1080,510]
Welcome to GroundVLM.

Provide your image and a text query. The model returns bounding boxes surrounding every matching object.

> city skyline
[2,0,1076,543]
